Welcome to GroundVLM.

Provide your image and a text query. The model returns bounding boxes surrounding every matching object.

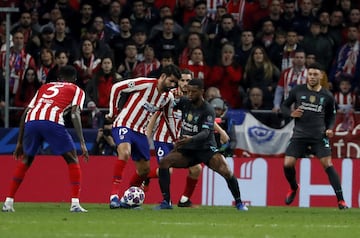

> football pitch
[0,203,359,238]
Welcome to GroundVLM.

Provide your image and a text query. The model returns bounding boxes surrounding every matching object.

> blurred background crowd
[1,0,360,130]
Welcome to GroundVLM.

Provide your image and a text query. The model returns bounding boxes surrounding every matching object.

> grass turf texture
[0,203,359,238]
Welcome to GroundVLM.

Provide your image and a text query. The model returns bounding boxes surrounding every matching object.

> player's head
[179,69,193,94]
[159,64,181,92]
[187,78,204,103]
[307,62,323,88]
[58,65,77,83]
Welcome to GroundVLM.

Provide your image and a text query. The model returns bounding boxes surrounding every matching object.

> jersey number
[42,84,64,98]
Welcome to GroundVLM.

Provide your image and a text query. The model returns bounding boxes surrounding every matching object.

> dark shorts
[112,126,150,161]
[285,138,332,158]
[177,147,218,167]
[154,141,174,163]
[23,120,75,156]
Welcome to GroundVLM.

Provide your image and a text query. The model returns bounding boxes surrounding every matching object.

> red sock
[111,160,126,195]
[147,168,158,179]
[183,176,198,198]
[8,162,29,197]
[68,163,81,198]
[129,172,147,187]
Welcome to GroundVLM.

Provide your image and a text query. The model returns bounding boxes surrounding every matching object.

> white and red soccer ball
[121,186,145,207]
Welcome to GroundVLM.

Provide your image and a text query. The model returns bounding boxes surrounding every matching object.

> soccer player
[146,69,202,207]
[281,62,349,209]
[2,65,89,212]
[106,64,181,209]
[154,79,248,211]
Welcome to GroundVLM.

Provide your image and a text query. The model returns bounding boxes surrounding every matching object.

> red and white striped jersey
[108,78,174,134]
[278,67,308,100]
[334,91,356,112]
[25,82,85,125]
[152,88,182,143]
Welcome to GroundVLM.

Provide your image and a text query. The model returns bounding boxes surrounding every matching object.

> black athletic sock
[325,166,344,201]
[284,166,298,190]
[158,168,171,203]
[226,175,242,204]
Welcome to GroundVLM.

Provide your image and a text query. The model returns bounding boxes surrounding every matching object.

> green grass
[0,203,359,238]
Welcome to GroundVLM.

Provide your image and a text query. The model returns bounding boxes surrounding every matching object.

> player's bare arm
[214,122,230,144]
[71,105,89,162]
[290,108,304,118]
[13,108,29,160]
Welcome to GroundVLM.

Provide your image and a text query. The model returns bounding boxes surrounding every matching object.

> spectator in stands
[26,26,56,61]
[53,17,78,63]
[11,11,38,45]
[46,50,69,83]
[132,25,148,62]
[292,0,315,40]
[329,25,360,92]
[347,7,360,26]
[173,0,196,26]
[0,31,36,105]
[149,5,184,39]
[211,14,241,65]
[334,76,356,131]
[108,17,133,70]
[255,20,275,52]
[91,16,109,43]
[242,46,280,108]
[191,0,213,34]
[133,44,160,77]
[148,51,175,78]
[236,30,255,68]
[37,48,55,84]
[73,39,101,90]
[93,0,112,18]
[178,32,203,66]
[301,20,334,72]
[117,41,139,79]
[180,46,210,81]
[149,16,181,61]
[143,0,161,26]
[279,0,297,32]
[267,29,287,70]
[244,86,283,128]
[259,0,282,29]
[207,42,243,109]
[180,17,209,50]
[70,2,94,42]
[14,67,41,108]
[103,1,123,39]
[210,97,237,158]
[280,29,301,71]
[86,57,122,155]
[40,7,63,35]
[130,0,157,33]
[84,26,113,60]
[328,8,345,49]
[273,49,308,112]
[242,0,270,32]
[205,86,221,102]
[206,4,227,41]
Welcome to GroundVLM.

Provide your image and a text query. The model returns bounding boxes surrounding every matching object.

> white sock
[71,198,79,206]
[180,196,189,203]
[5,197,14,204]
[110,194,118,201]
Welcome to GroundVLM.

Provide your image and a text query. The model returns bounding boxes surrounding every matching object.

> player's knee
[189,164,202,177]
[158,158,170,169]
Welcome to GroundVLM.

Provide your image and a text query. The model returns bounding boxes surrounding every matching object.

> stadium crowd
[1,0,360,130]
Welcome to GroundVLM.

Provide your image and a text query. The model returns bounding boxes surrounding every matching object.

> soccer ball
[121,186,145,207]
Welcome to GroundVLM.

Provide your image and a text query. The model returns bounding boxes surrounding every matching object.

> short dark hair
[188,78,204,89]
[307,62,324,71]
[58,65,77,82]
[161,64,181,79]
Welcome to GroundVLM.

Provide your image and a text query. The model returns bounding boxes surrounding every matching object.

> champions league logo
[248,126,275,144]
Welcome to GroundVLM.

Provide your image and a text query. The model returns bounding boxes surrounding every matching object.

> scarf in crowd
[340,41,360,75]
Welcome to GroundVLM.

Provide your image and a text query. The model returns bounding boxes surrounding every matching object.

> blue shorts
[112,127,150,161]
[154,141,174,163]
[23,120,75,156]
